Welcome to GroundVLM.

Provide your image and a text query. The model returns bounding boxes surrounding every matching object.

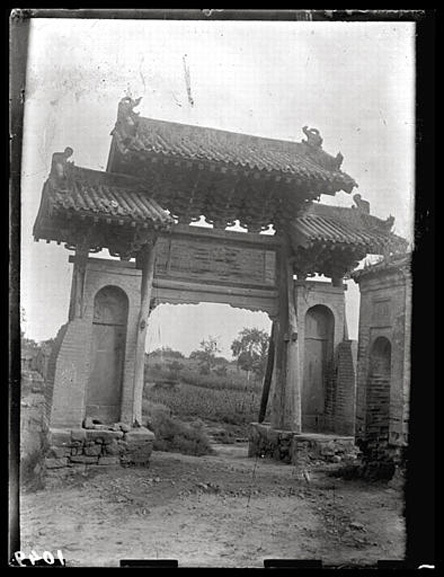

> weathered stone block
[49,428,71,446]
[114,422,131,433]
[71,428,87,442]
[45,457,68,469]
[124,427,155,443]
[85,429,124,443]
[69,455,99,464]
[83,417,95,429]
[69,442,83,457]
[84,443,103,456]
[103,440,124,456]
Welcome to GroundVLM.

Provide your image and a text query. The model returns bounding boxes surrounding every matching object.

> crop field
[144,382,262,427]
[143,354,266,434]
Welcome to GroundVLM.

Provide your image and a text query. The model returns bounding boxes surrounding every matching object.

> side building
[352,253,411,476]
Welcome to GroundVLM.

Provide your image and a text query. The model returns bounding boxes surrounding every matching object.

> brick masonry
[352,257,411,465]
[49,257,142,428]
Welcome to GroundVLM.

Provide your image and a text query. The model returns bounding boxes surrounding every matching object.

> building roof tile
[290,202,407,253]
[39,166,173,227]
[111,115,358,194]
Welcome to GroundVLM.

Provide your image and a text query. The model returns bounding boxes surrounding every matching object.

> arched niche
[302,304,335,431]
[366,336,392,442]
[86,285,129,423]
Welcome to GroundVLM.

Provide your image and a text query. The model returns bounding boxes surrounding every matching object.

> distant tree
[149,346,185,359]
[190,336,221,375]
[231,328,270,382]
[167,360,184,380]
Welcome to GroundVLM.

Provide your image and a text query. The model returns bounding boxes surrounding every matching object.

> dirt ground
[19,443,405,568]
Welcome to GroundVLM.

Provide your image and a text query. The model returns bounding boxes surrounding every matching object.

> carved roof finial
[335,151,344,170]
[302,126,323,149]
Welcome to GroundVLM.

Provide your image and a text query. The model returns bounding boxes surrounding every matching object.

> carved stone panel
[155,236,276,288]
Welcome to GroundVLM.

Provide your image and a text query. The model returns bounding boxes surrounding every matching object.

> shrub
[144,401,214,457]
[20,450,46,492]
[214,364,228,377]
[20,425,49,493]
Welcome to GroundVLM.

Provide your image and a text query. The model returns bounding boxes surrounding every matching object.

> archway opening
[302,304,335,433]
[143,303,272,448]
[86,285,129,424]
[366,336,392,443]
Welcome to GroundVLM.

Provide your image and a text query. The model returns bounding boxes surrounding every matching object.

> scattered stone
[349,521,366,532]
[331,455,342,463]
[82,417,95,429]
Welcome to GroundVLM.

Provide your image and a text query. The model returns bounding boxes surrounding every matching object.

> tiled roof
[37,166,173,227]
[291,202,407,252]
[351,252,411,280]
[33,162,402,259]
[111,115,358,194]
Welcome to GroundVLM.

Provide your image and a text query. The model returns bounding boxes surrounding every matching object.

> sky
[20,17,415,358]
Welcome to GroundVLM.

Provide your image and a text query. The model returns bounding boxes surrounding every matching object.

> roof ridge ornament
[352,193,370,214]
[115,96,142,142]
[302,126,323,149]
[50,147,74,188]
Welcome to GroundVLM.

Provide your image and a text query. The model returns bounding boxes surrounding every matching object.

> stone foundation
[45,424,155,470]
[248,422,358,465]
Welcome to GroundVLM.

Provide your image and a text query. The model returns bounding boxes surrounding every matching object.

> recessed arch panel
[86,285,129,423]
[366,336,392,442]
[302,305,335,431]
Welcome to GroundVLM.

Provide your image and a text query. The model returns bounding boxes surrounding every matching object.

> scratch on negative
[182,54,194,107]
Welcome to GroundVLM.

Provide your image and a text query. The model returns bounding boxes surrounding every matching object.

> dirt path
[19,444,405,568]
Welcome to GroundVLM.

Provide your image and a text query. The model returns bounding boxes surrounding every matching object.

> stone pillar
[68,245,89,320]
[271,234,302,432]
[258,321,276,423]
[131,239,157,425]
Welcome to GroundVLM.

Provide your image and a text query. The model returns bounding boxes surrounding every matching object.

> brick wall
[332,340,356,436]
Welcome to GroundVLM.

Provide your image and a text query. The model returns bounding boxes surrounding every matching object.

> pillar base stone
[248,422,358,465]
[45,424,155,474]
